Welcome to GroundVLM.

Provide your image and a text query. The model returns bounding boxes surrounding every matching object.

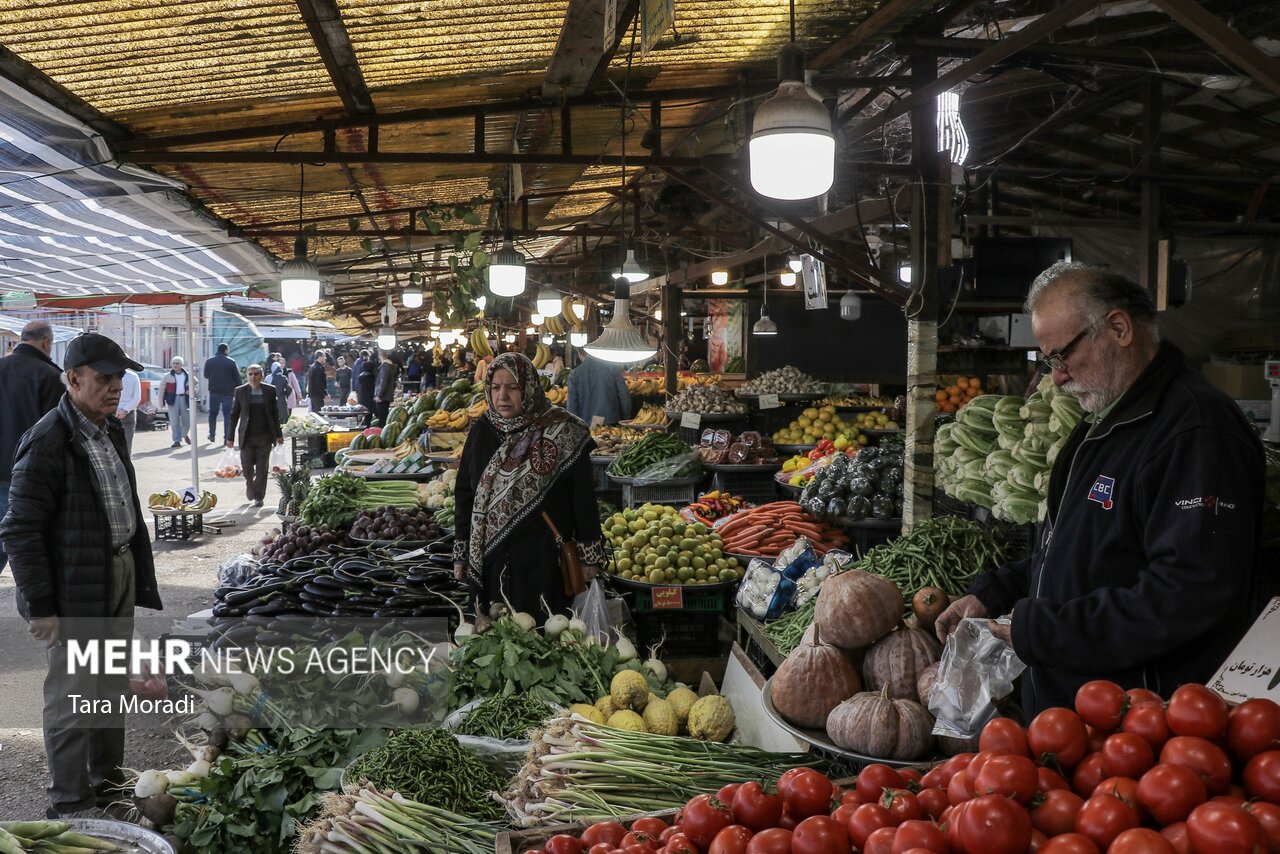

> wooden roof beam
[543,0,639,99]
[0,45,129,141]
[295,0,374,116]
[897,35,1241,77]
[1151,0,1280,96]
[810,0,938,69]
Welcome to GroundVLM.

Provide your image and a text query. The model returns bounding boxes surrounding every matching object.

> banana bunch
[626,377,664,396]
[466,400,487,418]
[627,402,668,425]
[546,387,568,405]
[147,490,217,511]
[470,325,494,358]
[562,295,586,331]
[544,313,568,336]
[427,408,471,430]
[532,342,553,369]
[678,373,723,389]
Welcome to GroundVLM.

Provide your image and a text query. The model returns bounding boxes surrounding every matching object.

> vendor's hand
[989,619,1013,645]
[935,594,986,642]
[225,440,234,448]
[29,616,60,647]
[582,564,599,583]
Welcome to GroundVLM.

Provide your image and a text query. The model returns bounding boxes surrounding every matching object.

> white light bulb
[531,312,544,325]
[780,271,797,287]
[569,331,587,347]
[525,325,536,335]
[401,285,423,309]
[377,327,396,350]
[571,302,586,321]
[711,270,729,286]
[474,296,486,312]
[899,264,913,284]
[536,287,562,317]
[654,308,663,322]
[541,334,554,345]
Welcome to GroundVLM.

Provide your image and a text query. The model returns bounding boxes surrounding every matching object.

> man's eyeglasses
[1039,325,1092,373]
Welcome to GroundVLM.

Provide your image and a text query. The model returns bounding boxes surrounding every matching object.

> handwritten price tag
[680,411,702,430]
[590,415,605,428]
[650,586,685,609]
[758,393,781,410]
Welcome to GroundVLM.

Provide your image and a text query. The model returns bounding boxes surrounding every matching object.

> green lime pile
[603,503,741,585]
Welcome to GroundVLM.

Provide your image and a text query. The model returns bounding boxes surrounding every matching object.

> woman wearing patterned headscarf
[452,352,605,621]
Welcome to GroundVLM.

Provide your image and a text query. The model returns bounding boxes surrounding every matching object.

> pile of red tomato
[518,680,1280,854]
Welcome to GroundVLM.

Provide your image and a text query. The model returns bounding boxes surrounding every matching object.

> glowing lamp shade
[569,331,587,347]
[487,240,527,297]
[401,283,424,309]
[752,304,778,335]
[377,327,396,350]
[474,296,486,312]
[710,270,729,286]
[525,326,536,335]
[614,248,649,283]
[788,255,804,273]
[503,333,517,343]
[585,280,658,364]
[541,334,554,345]
[840,290,862,321]
[780,271,797,287]
[899,264,913,284]
[530,312,544,326]
[437,329,456,346]
[571,302,586,321]
[749,81,835,200]
[279,238,321,309]
[537,287,562,317]
[427,310,440,325]
[654,308,663,322]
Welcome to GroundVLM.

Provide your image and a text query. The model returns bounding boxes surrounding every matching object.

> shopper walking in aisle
[115,367,141,453]
[268,362,291,424]
[227,364,284,507]
[0,320,63,574]
[2,332,161,819]
[453,352,604,623]
[335,355,352,404]
[356,353,377,427]
[372,350,401,429]
[163,356,193,447]
[404,349,423,394]
[306,350,328,414]
[936,262,1267,716]
[202,342,239,444]
[567,353,631,425]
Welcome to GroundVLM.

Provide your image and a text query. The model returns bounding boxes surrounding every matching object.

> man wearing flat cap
[1,332,162,819]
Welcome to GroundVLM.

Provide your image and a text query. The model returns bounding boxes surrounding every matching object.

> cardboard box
[1200,364,1271,400]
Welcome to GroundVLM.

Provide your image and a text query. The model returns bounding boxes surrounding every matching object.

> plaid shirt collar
[71,404,109,441]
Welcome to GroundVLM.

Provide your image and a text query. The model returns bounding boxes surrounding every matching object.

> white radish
[568,617,588,635]
[383,686,419,715]
[191,686,236,716]
[227,671,259,696]
[454,622,475,644]
[511,612,538,632]
[543,614,570,639]
[195,712,220,732]
[643,657,667,683]
[613,630,637,663]
[185,759,211,778]
[165,769,198,786]
[134,770,169,798]
[383,667,406,689]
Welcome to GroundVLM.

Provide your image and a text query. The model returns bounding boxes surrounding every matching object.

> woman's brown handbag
[542,512,587,597]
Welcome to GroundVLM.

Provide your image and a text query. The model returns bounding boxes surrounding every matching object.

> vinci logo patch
[1087,475,1116,510]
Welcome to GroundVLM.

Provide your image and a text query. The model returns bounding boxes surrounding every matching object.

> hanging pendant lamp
[280,165,321,309]
[585,279,658,364]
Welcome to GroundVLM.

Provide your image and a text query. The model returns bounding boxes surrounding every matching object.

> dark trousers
[338,385,351,405]
[44,549,135,813]
[208,392,233,440]
[120,411,136,452]
[308,394,325,414]
[374,400,391,429]
[0,480,8,573]
[240,439,272,501]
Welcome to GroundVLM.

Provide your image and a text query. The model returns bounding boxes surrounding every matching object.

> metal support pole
[185,298,200,491]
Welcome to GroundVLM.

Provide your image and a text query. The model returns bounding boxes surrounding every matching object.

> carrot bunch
[716,501,849,558]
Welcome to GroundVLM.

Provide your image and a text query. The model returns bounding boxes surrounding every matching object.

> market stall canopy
[0,76,280,300]
[211,309,269,369]
[0,312,81,342]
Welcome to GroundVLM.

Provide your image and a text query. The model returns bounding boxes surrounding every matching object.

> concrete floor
[0,414,305,819]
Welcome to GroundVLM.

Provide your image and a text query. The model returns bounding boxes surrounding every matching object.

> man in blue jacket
[202,342,239,444]
[567,354,632,424]
[936,262,1266,715]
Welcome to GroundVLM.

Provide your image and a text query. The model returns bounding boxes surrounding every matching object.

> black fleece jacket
[970,343,1266,715]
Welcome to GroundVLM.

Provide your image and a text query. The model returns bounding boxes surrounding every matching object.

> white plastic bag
[573,579,613,645]
[619,451,701,485]
[927,617,1026,738]
[213,446,242,478]
[269,444,289,474]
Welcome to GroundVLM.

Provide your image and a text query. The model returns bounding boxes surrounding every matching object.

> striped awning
[0,77,279,299]
[0,313,82,342]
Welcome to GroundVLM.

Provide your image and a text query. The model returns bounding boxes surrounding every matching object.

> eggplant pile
[350,506,444,543]
[208,541,467,648]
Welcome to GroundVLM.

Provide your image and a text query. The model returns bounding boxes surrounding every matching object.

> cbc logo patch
[1087,475,1116,510]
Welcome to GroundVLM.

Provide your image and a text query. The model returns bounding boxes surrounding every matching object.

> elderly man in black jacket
[1,333,162,819]
[936,263,1266,716]
[0,320,64,574]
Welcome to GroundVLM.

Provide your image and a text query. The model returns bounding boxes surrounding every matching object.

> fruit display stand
[733,608,787,677]
[608,574,736,658]
[152,507,205,541]
[289,432,330,468]
[590,454,619,493]
[608,474,700,509]
[831,515,903,553]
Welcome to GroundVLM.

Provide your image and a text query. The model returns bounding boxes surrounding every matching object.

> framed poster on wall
[706,299,744,372]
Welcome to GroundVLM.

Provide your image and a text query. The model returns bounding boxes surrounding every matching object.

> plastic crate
[591,457,617,492]
[153,511,204,541]
[841,519,901,557]
[620,478,699,509]
[629,583,731,613]
[291,435,327,468]
[709,469,781,505]
[630,609,725,657]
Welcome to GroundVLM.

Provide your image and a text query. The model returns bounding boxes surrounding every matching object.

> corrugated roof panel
[0,0,336,115]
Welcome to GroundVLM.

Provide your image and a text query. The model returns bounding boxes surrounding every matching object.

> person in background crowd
[335,355,352,404]
[356,353,377,427]
[306,350,327,414]
[115,368,141,453]
[268,362,291,424]
[935,262,1267,716]
[288,351,305,376]
[404,349,423,394]
[0,320,63,574]
[421,350,438,390]
[163,356,192,448]
[547,350,565,375]
[202,342,239,445]
[567,353,631,425]
[227,364,284,507]
[473,352,492,384]
[352,349,367,386]
[284,360,302,413]
[2,332,161,820]
[452,353,603,623]
[373,351,400,429]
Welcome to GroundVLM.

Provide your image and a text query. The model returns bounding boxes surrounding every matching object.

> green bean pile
[608,432,693,478]
[855,515,1014,599]
[346,729,506,821]
[455,695,555,741]
[763,597,819,656]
